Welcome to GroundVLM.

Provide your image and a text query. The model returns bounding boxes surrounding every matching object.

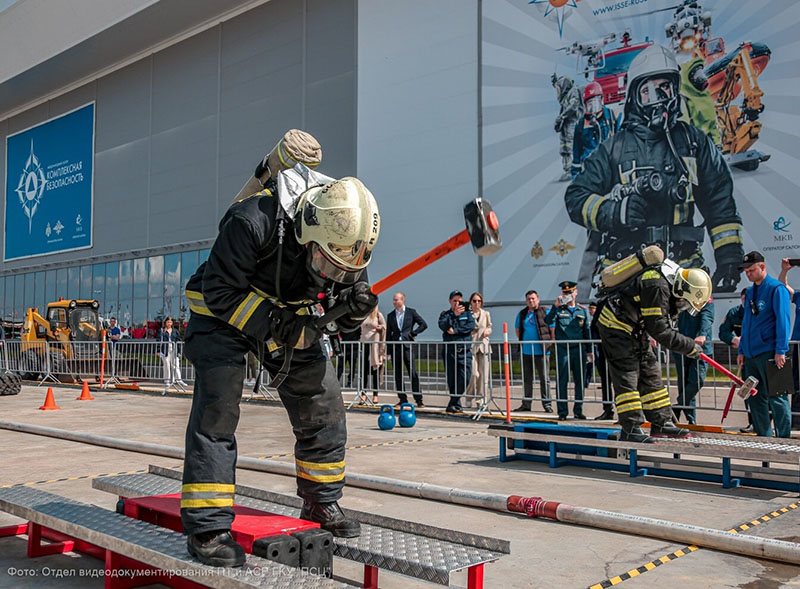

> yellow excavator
[19,299,102,382]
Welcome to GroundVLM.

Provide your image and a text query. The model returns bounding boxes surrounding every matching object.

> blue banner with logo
[5,103,94,261]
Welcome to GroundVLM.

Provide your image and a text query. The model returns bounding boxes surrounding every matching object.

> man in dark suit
[386,292,427,407]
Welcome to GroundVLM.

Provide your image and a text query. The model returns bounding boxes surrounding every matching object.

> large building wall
[0,0,357,325]
[357,0,480,326]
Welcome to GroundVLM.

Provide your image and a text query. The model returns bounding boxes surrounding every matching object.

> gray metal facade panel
[6,103,48,135]
[306,0,356,85]
[93,138,150,253]
[149,117,218,246]
[151,28,219,136]
[47,83,97,121]
[95,59,152,151]
[218,100,303,212]
[305,72,356,178]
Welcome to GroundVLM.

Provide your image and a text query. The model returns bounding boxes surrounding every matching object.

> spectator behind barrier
[439,290,475,414]
[777,258,800,429]
[386,292,427,407]
[464,292,492,409]
[514,290,554,413]
[738,252,792,438]
[719,289,753,433]
[359,303,386,405]
[158,316,186,387]
[673,299,714,425]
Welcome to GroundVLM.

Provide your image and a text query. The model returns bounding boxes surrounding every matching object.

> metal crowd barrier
[4,336,798,425]
[333,338,800,424]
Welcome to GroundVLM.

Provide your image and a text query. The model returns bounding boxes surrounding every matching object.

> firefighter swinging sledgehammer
[594,247,713,443]
[181,131,380,567]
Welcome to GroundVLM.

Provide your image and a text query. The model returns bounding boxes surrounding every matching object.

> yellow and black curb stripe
[255,430,485,460]
[588,502,800,589]
[0,469,146,489]
[346,430,485,451]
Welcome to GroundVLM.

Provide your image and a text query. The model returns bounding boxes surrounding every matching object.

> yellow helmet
[673,267,712,314]
[294,177,380,284]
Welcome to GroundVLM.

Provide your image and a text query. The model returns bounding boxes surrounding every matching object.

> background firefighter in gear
[180,131,381,567]
[571,81,622,179]
[564,44,744,294]
[553,73,583,182]
[595,252,712,443]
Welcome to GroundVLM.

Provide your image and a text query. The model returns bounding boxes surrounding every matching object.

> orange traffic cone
[76,381,94,401]
[39,387,61,410]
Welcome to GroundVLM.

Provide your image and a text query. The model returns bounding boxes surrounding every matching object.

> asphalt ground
[0,384,798,588]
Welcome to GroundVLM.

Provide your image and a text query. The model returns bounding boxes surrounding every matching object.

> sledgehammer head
[736,376,759,400]
[464,198,502,256]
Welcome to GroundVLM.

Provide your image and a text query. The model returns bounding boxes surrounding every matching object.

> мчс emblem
[14,139,47,234]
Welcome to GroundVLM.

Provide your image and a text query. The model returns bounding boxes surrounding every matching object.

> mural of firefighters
[482,0,793,302]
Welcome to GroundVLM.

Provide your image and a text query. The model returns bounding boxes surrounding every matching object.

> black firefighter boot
[187,530,246,567]
[619,427,655,444]
[300,501,361,538]
[650,422,691,438]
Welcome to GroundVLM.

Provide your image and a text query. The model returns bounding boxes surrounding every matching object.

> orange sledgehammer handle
[316,230,471,328]
[371,230,471,295]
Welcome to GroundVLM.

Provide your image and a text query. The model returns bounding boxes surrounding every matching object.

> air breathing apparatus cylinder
[597,245,665,292]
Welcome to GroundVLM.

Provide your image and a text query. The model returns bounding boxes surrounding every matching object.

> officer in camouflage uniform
[180,133,380,567]
[553,74,583,182]
[565,44,744,293]
[596,259,712,442]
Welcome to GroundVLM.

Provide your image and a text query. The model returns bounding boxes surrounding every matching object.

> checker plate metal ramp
[93,470,508,586]
[0,487,347,589]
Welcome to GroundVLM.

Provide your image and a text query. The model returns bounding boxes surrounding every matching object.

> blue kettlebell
[378,404,396,430]
[398,402,417,428]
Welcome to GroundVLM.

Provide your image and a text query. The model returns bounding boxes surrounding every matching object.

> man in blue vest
[738,251,792,438]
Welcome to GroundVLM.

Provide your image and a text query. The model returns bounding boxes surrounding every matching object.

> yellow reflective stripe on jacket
[229,291,266,330]
[295,459,345,484]
[181,482,235,509]
[252,286,314,313]
[710,223,743,249]
[641,307,662,317]
[598,307,633,334]
[186,289,214,317]
[611,257,640,276]
[581,193,608,232]
[641,269,660,280]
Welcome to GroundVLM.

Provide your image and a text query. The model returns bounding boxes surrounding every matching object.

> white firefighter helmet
[672,267,712,314]
[294,177,380,284]
[624,44,681,129]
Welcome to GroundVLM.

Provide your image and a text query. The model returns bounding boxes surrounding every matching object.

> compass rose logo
[529,0,580,37]
[14,139,47,234]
